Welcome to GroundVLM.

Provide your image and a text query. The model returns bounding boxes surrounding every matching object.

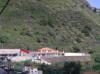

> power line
[0,0,10,15]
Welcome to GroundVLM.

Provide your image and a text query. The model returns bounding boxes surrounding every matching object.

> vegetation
[0,0,100,72]
[92,53,100,72]
[0,0,99,51]
[39,62,81,74]
[2,61,82,74]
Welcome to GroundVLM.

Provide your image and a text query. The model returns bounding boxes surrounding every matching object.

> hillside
[0,0,100,52]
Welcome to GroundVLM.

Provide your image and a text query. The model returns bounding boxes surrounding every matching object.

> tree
[39,64,51,74]
[63,62,81,74]
[39,64,59,74]
[0,35,9,43]
[81,25,92,37]
[92,53,100,72]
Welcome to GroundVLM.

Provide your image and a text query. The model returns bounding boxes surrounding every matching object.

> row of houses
[0,48,91,65]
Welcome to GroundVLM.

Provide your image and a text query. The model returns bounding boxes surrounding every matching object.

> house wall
[0,49,20,57]
[31,48,64,58]
[64,53,90,56]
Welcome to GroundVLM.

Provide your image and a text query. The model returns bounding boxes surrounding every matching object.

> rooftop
[82,71,99,74]
[41,56,91,63]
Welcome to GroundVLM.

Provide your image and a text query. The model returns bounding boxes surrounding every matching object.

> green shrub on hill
[0,35,9,43]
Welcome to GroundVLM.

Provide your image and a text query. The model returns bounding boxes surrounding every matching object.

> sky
[87,0,100,8]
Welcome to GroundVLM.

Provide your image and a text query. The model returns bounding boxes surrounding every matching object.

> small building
[20,50,31,56]
[31,47,64,58]
[23,66,43,74]
[0,49,31,58]
[0,49,31,62]
[11,49,32,62]
[82,71,99,74]
[91,7,100,13]
[0,49,20,58]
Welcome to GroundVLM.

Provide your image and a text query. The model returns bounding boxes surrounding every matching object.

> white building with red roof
[20,49,31,56]
[0,49,31,57]
[31,47,64,58]
[0,49,32,62]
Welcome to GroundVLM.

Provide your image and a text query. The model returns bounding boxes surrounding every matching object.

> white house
[0,49,20,58]
[0,49,32,62]
[31,47,64,58]
[23,66,43,74]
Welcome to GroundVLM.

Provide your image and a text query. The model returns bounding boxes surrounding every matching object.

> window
[0,54,8,56]
[42,54,45,56]
[13,54,18,56]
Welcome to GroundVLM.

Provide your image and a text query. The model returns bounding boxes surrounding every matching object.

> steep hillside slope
[0,0,100,52]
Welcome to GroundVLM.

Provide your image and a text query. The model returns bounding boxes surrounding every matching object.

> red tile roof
[37,47,63,53]
[38,47,56,52]
[21,50,30,54]
[82,72,99,74]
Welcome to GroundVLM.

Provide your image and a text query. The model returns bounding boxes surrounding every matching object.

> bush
[20,31,33,37]
[92,53,100,72]
[71,46,80,52]
[36,38,41,43]
[0,35,9,43]
[39,62,82,74]
[81,26,92,36]
[25,31,33,37]
[93,53,100,63]
[75,38,82,43]
[63,62,81,74]
[93,63,100,72]
[40,18,54,28]
[39,64,62,74]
